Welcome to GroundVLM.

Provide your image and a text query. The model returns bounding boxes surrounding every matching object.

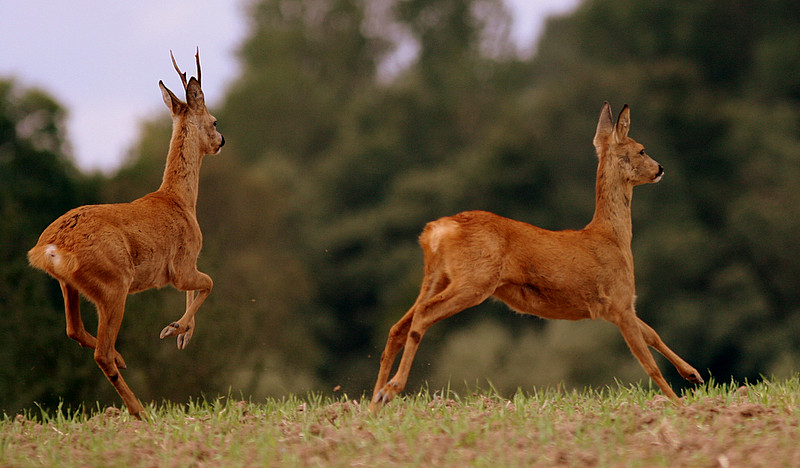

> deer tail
[28,243,79,278]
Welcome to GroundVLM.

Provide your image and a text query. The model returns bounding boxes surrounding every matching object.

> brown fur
[27,50,224,418]
[370,103,703,411]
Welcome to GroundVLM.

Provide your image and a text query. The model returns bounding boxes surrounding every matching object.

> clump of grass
[3,377,800,467]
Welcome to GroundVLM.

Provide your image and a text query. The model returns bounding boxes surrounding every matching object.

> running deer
[370,102,704,411]
[27,50,224,418]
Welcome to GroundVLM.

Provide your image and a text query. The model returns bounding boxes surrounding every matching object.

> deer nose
[220,135,225,147]
[656,165,664,178]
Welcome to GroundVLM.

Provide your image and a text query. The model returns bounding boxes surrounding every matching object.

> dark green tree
[14,0,800,411]
[0,79,103,414]
[221,0,389,163]
[466,0,800,390]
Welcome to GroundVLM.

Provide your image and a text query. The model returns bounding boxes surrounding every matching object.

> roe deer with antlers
[27,50,224,418]
[370,102,704,411]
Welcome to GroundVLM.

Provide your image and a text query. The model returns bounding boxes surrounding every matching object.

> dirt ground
[5,390,800,467]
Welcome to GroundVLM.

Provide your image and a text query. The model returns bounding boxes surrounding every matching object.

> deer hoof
[680,366,704,385]
[159,322,181,339]
[370,382,400,412]
[688,371,704,385]
[368,400,383,413]
[176,330,193,349]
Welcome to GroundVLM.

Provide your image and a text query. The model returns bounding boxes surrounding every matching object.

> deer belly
[493,283,595,321]
[129,260,171,292]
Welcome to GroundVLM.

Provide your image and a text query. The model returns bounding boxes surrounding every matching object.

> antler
[169,48,202,90]
[195,47,201,87]
[170,50,188,90]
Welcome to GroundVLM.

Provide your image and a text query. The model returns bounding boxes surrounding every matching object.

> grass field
[3,377,800,467]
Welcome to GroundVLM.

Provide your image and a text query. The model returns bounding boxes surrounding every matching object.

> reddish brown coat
[370,103,703,411]
[27,51,224,418]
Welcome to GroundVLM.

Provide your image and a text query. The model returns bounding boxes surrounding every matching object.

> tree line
[3,0,800,414]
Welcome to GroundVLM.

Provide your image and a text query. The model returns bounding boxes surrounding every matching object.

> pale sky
[1,0,579,173]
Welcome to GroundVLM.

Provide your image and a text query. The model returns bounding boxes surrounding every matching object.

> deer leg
[60,282,127,369]
[159,270,212,349]
[371,309,415,404]
[371,282,492,410]
[615,313,680,401]
[637,317,703,384]
[94,292,145,419]
[62,281,96,348]
[371,272,444,400]
[175,290,196,349]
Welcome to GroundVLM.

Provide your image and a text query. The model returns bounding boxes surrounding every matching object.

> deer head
[593,102,662,186]
[158,49,225,156]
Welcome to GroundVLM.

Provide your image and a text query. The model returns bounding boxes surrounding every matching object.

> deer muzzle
[654,164,664,182]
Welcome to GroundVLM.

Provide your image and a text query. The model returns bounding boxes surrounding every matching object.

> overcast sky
[1,0,579,173]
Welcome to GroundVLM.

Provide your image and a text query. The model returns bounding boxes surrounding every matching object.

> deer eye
[213,121,217,127]
[639,149,645,155]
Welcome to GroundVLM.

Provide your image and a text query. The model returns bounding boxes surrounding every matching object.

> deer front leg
[175,291,196,349]
[159,271,212,349]
[637,317,703,385]
[615,313,680,402]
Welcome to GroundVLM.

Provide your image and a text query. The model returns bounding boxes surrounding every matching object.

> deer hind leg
[370,280,493,410]
[637,317,703,384]
[370,266,454,410]
[159,270,212,349]
[94,290,145,418]
[372,266,449,397]
[615,313,680,401]
[371,307,414,407]
[370,271,443,405]
[60,282,127,369]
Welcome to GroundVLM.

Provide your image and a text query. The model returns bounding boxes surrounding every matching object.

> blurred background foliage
[4,0,800,414]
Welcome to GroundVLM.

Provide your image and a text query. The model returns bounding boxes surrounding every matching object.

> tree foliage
[0,79,104,413]
[4,0,800,414]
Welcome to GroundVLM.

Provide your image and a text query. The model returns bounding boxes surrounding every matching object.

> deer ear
[160,81,185,115]
[614,105,631,143]
[186,78,205,112]
[594,102,613,150]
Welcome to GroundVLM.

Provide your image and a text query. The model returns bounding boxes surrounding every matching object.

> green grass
[3,377,800,467]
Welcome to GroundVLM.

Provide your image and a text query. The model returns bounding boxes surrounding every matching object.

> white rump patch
[45,244,60,265]
[428,219,459,254]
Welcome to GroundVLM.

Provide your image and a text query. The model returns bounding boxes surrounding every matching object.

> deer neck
[158,120,203,212]
[587,160,634,247]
